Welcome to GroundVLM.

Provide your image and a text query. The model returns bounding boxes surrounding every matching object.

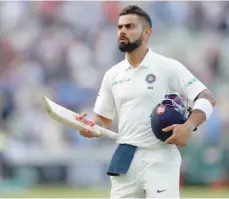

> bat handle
[98,127,118,140]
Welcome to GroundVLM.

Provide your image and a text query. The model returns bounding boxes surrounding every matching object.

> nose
[118,26,127,36]
[119,30,127,39]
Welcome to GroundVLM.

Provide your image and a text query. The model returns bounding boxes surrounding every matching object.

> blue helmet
[150,94,189,142]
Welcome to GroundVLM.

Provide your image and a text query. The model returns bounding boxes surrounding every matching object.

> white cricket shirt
[93,49,207,148]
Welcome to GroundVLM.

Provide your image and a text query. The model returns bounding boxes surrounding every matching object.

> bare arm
[184,89,216,130]
[164,89,216,146]
[94,114,113,129]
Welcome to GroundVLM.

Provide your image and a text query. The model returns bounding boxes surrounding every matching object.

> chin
[118,45,128,52]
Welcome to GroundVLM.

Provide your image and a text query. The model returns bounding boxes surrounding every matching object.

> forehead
[118,14,140,25]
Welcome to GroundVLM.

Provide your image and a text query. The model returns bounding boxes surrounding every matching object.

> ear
[143,28,152,42]
[145,28,152,37]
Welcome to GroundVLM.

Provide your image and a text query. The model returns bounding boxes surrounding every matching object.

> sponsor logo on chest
[112,78,131,86]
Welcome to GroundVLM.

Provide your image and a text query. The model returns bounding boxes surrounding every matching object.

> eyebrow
[118,23,136,27]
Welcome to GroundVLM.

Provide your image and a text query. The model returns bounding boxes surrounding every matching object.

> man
[80,5,216,198]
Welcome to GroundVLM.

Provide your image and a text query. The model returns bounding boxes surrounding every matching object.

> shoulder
[150,51,186,75]
[152,51,183,68]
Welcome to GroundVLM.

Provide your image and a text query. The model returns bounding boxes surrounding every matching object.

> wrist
[184,122,196,132]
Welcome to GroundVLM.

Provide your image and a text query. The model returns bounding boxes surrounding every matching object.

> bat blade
[42,96,118,140]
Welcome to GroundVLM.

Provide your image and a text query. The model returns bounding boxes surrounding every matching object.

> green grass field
[0,186,227,198]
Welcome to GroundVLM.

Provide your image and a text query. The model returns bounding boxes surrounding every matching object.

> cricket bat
[42,96,118,140]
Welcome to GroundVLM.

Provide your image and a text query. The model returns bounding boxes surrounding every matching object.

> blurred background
[0,1,228,198]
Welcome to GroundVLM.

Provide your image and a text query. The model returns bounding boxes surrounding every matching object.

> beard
[118,35,143,53]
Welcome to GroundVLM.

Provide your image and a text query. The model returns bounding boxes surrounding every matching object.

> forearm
[184,110,206,131]
[94,114,113,129]
[184,89,216,131]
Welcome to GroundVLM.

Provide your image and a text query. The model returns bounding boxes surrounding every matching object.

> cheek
[129,34,141,42]
[127,33,138,42]
[117,30,121,37]
[129,29,142,41]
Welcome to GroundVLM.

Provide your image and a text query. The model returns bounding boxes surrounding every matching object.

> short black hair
[119,5,152,28]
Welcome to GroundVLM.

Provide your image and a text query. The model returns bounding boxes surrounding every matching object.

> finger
[88,130,102,137]
[172,137,187,146]
[86,129,99,137]
[80,129,91,136]
[175,143,182,147]
[79,129,89,134]
[162,124,177,132]
[80,132,94,138]
[79,112,87,118]
[170,138,182,146]
[164,135,178,144]
[80,129,101,138]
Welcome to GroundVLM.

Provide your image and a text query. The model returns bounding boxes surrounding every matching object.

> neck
[126,45,148,68]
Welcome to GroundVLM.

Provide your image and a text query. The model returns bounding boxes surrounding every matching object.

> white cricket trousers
[110,145,181,198]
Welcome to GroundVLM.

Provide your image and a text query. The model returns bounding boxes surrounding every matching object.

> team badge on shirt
[145,74,156,84]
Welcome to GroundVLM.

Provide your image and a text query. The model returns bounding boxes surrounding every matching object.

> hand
[162,123,193,146]
[78,112,102,138]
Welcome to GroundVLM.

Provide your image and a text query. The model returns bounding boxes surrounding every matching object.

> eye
[125,24,131,29]
[126,24,136,30]
[118,25,123,30]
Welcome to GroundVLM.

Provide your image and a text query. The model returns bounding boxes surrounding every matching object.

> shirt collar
[123,48,152,71]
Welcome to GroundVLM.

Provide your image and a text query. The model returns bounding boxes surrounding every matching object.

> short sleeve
[93,71,116,119]
[169,61,207,101]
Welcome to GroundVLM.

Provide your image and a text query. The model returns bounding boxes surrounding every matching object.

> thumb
[162,124,176,132]
[79,112,87,118]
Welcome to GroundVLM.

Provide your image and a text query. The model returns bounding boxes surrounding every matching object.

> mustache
[119,36,129,40]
